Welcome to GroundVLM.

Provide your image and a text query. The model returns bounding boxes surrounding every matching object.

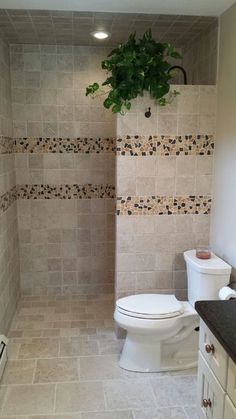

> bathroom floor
[0,295,197,418]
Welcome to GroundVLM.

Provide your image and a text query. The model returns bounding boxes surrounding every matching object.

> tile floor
[0,295,198,418]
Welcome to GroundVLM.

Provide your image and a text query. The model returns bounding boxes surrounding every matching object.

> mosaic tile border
[9,135,215,156]
[0,136,15,154]
[1,187,211,216]
[17,184,115,200]
[0,186,17,213]
[116,195,212,215]
[0,183,115,214]
[116,135,215,156]
[14,137,116,154]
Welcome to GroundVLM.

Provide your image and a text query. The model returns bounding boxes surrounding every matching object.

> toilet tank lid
[184,250,232,275]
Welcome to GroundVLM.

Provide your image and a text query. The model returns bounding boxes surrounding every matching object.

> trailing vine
[86,29,181,114]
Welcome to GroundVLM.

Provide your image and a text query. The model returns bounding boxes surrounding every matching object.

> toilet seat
[116,294,184,319]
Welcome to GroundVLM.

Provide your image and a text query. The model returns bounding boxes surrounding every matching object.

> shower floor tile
[0,295,198,417]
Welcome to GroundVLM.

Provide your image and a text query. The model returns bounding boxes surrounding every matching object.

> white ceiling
[0,0,235,16]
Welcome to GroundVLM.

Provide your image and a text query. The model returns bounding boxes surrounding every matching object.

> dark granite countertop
[195,300,236,364]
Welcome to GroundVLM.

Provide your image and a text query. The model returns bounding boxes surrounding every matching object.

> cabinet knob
[202,398,212,408]
[205,343,215,354]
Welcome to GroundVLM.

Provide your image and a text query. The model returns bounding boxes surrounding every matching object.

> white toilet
[114,249,232,372]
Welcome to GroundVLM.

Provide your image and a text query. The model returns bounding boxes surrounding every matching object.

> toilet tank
[184,250,232,307]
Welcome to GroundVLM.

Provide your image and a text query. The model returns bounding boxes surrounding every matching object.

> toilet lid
[116,294,184,319]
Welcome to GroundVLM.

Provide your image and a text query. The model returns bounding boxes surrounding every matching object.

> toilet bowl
[114,250,232,372]
[114,294,199,372]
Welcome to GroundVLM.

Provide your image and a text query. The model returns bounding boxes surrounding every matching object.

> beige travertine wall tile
[0,39,20,334]
[196,175,212,195]
[10,45,116,138]
[17,197,115,296]
[183,23,218,85]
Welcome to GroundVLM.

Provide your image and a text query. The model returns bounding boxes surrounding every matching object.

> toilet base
[119,322,199,373]
[119,332,161,372]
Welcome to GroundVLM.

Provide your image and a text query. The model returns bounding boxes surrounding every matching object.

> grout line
[53,382,57,414]
[31,358,37,384]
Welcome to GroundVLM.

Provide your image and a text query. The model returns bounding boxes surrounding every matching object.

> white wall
[211,3,236,285]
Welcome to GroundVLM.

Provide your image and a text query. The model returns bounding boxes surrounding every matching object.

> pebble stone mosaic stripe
[116,135,215,156]
[17,184,115,199]
[0,184,115,215]
[0,136,15,154]
[14,137,116,154]
[0,186,17,213]
[116,195,212,215]
[0,135,215,155]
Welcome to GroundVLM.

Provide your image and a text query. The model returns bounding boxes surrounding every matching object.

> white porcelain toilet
[114,249,232,372]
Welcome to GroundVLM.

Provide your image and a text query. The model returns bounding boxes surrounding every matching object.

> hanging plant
[86,29,181,114]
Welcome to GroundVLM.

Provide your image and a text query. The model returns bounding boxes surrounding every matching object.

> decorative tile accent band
[116,195,211,215]
[0,135,215,155]
[17,184,115,200]
[0,136,15,154]
[14,137,116,154]
[0,186,17,213]
[116,135,215,156]
[0,183,115,214]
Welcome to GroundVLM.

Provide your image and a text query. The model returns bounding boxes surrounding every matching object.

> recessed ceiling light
[91,31,110,40]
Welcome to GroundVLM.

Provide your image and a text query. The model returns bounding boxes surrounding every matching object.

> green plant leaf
[112,103,122,113]
[85,29,181,112]
[104,98,112,108]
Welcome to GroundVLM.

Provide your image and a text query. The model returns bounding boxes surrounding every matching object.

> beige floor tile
[80,355,123,380]
[0,385,8,411]
[81,412,133,419]
[60,328,81,337]
[18,338,59,359]
[3,295,198,417]
[34,357,79,383]
[184,406,198,419]
[0,416,28,419]
[7,341,20,359]
[150,376,197,407]
[29,415,81,419]
[132,407,187,418]
[1,359,36,384]
[59,337,99,357]
[55,382,105,413]
[98,338,124,355]
[1,384,55,415]
[168,368,197,376]
[103,379,156,410]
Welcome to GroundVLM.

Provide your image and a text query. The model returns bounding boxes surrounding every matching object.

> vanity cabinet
[197,319,236,419]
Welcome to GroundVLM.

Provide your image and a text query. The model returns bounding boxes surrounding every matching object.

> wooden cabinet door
[199,319,228,389]
[197,352,225,419]
[227,358,236,407]
[224,395,236,419]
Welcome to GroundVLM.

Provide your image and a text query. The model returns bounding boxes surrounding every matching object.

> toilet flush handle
[205,343,215,354]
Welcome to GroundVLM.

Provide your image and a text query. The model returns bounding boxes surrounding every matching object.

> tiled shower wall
[116,86,216,300]
[10,45,116,296]
[183,21,218,85]
[0,39,20,333]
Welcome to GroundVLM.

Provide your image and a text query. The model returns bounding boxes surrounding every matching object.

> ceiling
[0,9,217,46]
[0,0,234,16]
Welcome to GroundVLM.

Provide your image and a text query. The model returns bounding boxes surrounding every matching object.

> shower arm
[168,65,187,85]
